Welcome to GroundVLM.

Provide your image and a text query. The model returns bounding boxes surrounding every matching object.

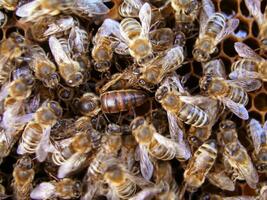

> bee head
[47,101,63,118]
[94,61,111,72]
[79,93,100,117]
[219,120,236,131]
[155,86,169,102]
[106,123,121,135]
[199,73,213,91]
[130,117,145,131]
[67,72,83,87]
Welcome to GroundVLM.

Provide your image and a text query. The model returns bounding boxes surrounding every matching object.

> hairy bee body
[0,0,18,10]
[184,140,217,191]
[12,156,34,200]
[100,90,148,113]
[119,2,139,18]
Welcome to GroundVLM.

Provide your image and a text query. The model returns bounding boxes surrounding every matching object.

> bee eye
[48,101,63,117]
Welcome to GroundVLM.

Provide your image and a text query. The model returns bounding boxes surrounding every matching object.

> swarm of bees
[0,0,266,199]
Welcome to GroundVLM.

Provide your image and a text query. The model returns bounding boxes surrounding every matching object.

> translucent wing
[220,97,249,120]
[44,17,74,37]
[75,0,110,15]
[201,0,215,16]
[163,72,186,94]
[126,172,154,187]
[161,46,184,72]
[57,152,87,178]
[227,79,262,92]
[234,42,263,60]
[49,36,70,64]
[114,42,130,55]
[36,126,52,162]
[200,0,215,36]
[138,144,154,180]
[139,3,151,37]
[229,69,262,80]
[30,182,55,199]
[129,187,162,200]
[15,0,40,17]
[215,18,239,44]
[264,120,267,132]
[0,83,10,102]
[99,19,124,41]
[203,59,226,78]
[249,119,264,154]
[124,0,143,9]
[179,95,211,106]
[245,0,264,24]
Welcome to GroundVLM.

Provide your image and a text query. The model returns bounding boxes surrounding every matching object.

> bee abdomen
[149,142,176,160]
[119,2,139,18]
[116,179,137,199]
[52,151,67,166]
[120,18,142,40]
[206,13,225,36]
[100,90,148,113]
[231,59,258,72]
[228,87,248,105]
[178,104,209,127]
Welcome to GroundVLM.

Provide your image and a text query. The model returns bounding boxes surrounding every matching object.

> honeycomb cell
[252,20,259,37]
[254,93,267,111]
[240,0,250,17]
[234,18,249,39]
[5,26,25,38]
[0,29,4,41]
[192,61,202,76]
[220,56,232,74]
[184,75,200,94]
[177,63,191,76]
[246,94,253,111]
[264,82,267,91]
[261,0,267,13]
[249,111,262,122]
[243,37,260,50]
[223,37,238,57]
[220,0,237,18]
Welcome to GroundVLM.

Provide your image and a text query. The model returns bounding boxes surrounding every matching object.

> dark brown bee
[100,89,148,113]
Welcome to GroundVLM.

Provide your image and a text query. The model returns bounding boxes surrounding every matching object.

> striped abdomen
[227,86,248,105]
[231,59,259,72]
[206,13,225,37]
[177,103,209,127]
[100,90,148,113]
[120,18,142,41]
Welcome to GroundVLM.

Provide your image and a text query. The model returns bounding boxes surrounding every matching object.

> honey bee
[104,163,153,199]
[0,11,7,28]
[0,0,18,10]
[30,178,81,199]
[244,0,267,52]
[248,119,267,173]
[0,32,27,85]
[131,116,191,180]
[17,101,63,162]
[149,28,174,51]
[119,0,143,18]
[75,92,101,117]
[218,120,259,189]
[139,45,184,85]
[202,59,226,79]
[92,19,122,72]
[199,71,259,120]
[201,194,256,200]
[16,0,75,22]
[27,44,59,88]
[49,36,84,87]
[184,139,217,192]
[12,156,35,200]
[118,3,155,66]
[155,73,210,127]
[207,163,235,191]
[230,42,267,82]
[193,0,239,62]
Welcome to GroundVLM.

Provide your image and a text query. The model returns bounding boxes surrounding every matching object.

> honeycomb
[0,0,266,199]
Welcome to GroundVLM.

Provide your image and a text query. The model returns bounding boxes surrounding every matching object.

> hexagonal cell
[243,37,260,50]
[234,18,249,39]
[5,26,25,38]
[220,0,237,18]
[252,20,259,37]
[223,37,238,57]
[192,61,202,76]
[246,94,253,111]
[220,56,232,74]
[177,63,191,76]
[261,0,267,13]
[249,111,262,122]
[240,0,250,17]
[254,93,267,111]
[184,75,200,94]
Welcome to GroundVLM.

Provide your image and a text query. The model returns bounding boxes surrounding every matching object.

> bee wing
[44,17,74,37]
[0,83,10,102]
[154,131,191,160]
[229,69,262,80]
[139,3,152,37]
[161,46,184,71]
[57,152,87,178]
[49,36,71,64]
[264,120,267,132]
[129,187,162,200]
[36,126,53,162]
[126,172,154,187]
[163,72,186,94]
[215,18,239,44]
[114,42,130,55]
[249,119,264,154]
[226,79,262,92]
[138,144,154,180]
[30,182,55,199]
[124,0,143,9]
[203,59,226,78]
[179,95,211,106]
[75,0,110,15]
[234,42,263,60]
[199,0,215,36]
[15,0,40,17]
[220,97,249,120]
[100,19,125,41]
[245,0,264,24]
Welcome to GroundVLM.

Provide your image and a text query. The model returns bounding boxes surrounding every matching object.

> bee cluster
[0,0,266,199]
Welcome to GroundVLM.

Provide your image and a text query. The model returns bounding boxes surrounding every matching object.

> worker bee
[202,59,226,79]
[0,0,18,10]
[193,0,239,62]
[119,3,155,66]
[92,19,122,72]
[0,32,27,85]
[199,72,262,119]
[207,163,235,191]
[184,139,217,192]
[244,0,267,52]
[16,0,75,22]
[248,119,267,173]
[27,44,59,88]
[156,73,210,127]
[17,101,63,162]
[149,28,174,51]
[12,156,35,200]
[218,120,259,189]
[139,45,184,85]
[30,178,81,200]
[230,42,267,82]
[131,116,191,180]
[49,36,84,87]
[100,89,148,113]
[104,163,153,199]
[119,0,143,18]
